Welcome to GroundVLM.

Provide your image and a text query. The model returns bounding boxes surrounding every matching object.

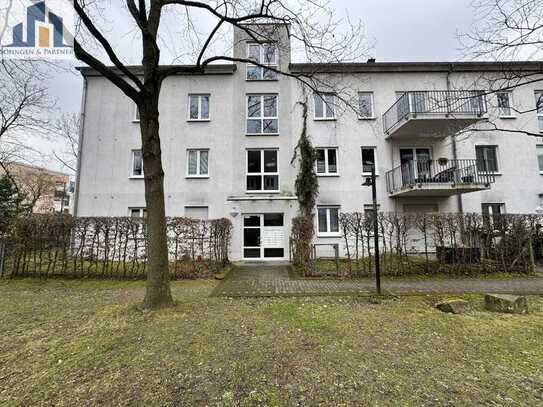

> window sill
[317,173,340,177]
[129,176,144,179]
[132,120,140,123]
[245,78,279,82]
[246,133,279,136]
[314,118,337,121]
[317,233,342,238]
[186,175,210,179]
[245,190,280,194]
[499,116,516,119]
[362,173,379,177]
[479,172,502,176]
[187,119,210,122]
[358,117,377,121]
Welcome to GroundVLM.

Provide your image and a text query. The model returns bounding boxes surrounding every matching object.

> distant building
[75,24,543,261]
[0,163,73,214]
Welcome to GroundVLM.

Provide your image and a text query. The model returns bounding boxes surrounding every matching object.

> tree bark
[139,95,174,309]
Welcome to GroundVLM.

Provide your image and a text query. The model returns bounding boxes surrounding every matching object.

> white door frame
[242,213,286,261]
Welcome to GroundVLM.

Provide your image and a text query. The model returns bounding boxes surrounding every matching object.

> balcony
[382,90,487,138]
[385,159,495,197]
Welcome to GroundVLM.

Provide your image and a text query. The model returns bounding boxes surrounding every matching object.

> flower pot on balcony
[437,157,449,166]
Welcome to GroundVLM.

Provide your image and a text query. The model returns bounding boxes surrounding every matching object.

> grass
[1,279,543,406]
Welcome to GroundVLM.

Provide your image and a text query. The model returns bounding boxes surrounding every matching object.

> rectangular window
[187,149,209,177]
[537,145,543,174]
[482,202,505,228]
[476,145,499,173]
[317,206,340,236]
[246,43,278,80]
[131,150,143,177]
[133,103,140,122]
[246,95,278,135]
[361,147,377,175]
[314,93,336,119]
[497,92,513,117]
[129,207,147,218]
[188,94,210,121]
[535,91,543,131]
[358,92,375,119]
[315,148,338,175]
[246,149,279,192]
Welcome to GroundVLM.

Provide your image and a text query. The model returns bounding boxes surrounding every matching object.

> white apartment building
[75,25,543,261]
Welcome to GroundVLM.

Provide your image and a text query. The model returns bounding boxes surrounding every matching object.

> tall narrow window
[476,145,499,173]
[537,145,543,174]
[315,148,338,175]
[133,103,140,122]
[246,95,278,135]
[358,92,375,119]
[314,93,336,119]
[187,149,209,177]
[131,150,143,177]
[317,206,340,236]
[497,92,513,117]
[361,147,377,175]
[246,43,278,80]
[246,149,279,192]
[188,94,210,120]
[535,91,543,131]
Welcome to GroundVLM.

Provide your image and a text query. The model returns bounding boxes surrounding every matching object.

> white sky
[33,0,477,171]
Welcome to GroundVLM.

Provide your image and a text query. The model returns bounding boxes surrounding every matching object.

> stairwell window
[246,149,279,192]
[497,92,514,118]
[131,150,143,178]
[358,92,375,119]
[317,206,340,236]
[361,147,378,176]
[536,91,543,131]
[315,148,338,175]
[187,149,209,177]
[314,93,336,120]
[188,94,210,121]
[246,95,278,135]
[476,145,499,173]
[246,43,278,80]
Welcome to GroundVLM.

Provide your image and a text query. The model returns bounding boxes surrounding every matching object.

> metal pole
[371,164,381,295]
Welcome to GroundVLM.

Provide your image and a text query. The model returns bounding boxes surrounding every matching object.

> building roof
[1,162,71,178]
[77,64,237,77]
[289,61,543,73]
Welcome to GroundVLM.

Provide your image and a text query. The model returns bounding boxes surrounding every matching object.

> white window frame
[497,91,514,118]
[317,206,341,237]
[537,145,543,175]
[130,149,144,178]
[187,94,210,121]
[314,93,336,120]
[361,146,378,176]
[535,91,543,132]
[246,94,279,135]
[129,207,147,218]
[186,149,209,178]
[246,149,279,193]
[475,145,500,174]
[315,147,339,176]
[133,103,140,122]
[358,91,375,119]
[246,43,278,81]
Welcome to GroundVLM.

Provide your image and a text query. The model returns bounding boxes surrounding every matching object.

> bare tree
[52,113,80,174]
[72,0,366,309]
[459,0,543,137]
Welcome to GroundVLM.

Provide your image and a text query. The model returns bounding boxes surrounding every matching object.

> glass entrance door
[243,213,285,260]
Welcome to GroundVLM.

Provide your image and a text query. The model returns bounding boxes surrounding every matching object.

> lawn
[1,279,542,406]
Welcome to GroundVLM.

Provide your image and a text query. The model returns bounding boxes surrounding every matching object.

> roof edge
[289,61,543,73]
[76,64,237,77]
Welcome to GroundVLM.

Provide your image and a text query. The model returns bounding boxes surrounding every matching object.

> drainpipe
[73,75,88,217]
[447,64,464,214]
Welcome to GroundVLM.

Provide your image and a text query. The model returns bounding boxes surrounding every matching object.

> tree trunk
[139,96,174,309]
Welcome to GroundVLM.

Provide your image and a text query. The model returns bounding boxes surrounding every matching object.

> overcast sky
[40,0,476,172]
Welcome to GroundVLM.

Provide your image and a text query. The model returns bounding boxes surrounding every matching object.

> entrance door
[243,213,285,260]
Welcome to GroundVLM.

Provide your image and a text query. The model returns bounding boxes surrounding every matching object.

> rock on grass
[484,294,528,314]
[436,299,471,314]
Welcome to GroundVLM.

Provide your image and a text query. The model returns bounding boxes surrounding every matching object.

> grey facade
[76,25,543,261]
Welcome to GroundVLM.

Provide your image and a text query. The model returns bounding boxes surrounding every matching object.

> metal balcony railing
[383,90,487,134]
[385,159,495,195]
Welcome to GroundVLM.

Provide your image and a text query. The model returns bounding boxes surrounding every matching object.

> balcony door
[400,148,432,183]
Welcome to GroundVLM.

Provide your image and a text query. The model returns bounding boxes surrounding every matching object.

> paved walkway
[211,264,543,297]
